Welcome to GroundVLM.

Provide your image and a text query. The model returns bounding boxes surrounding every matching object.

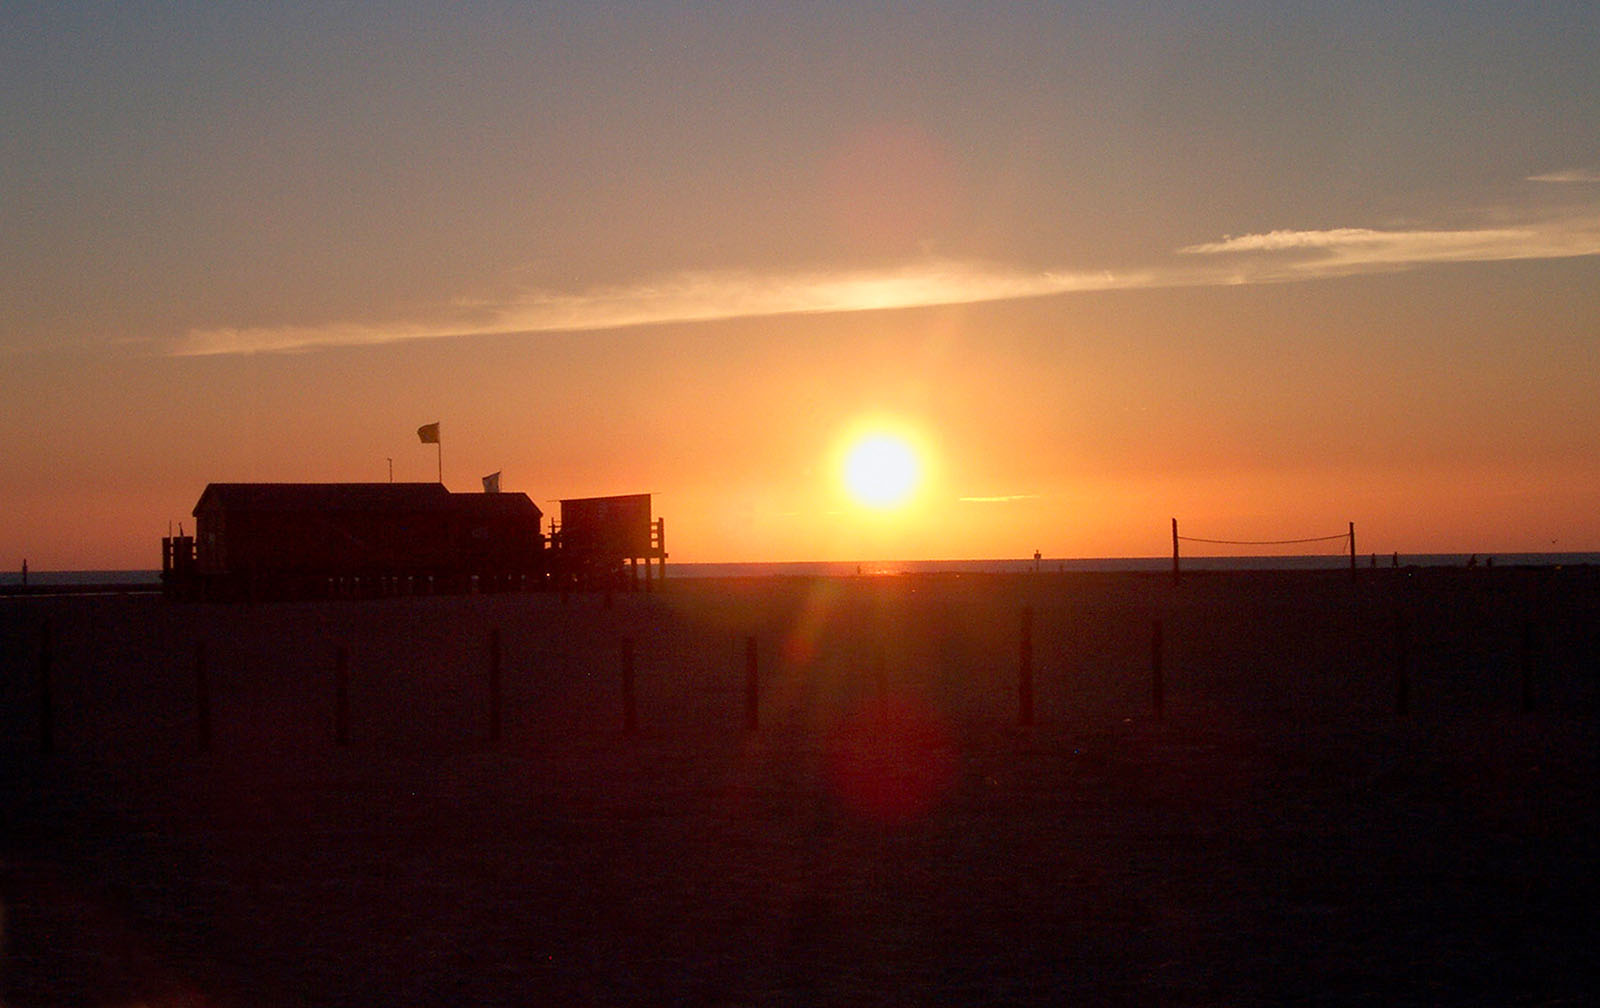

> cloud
[958,494,1041,504]
[169,207,1600,356]
[1178,217,1600,277]
[1527,169,1600,184]
[170,261,1156,356]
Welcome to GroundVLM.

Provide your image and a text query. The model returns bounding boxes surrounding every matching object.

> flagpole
[437,439,443,485]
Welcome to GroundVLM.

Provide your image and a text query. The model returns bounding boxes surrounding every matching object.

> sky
[4,2,1599,568]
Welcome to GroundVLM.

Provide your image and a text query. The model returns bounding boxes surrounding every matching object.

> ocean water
[0,569,164,587]
[5,553,1597,587]
[670,553,1600,578]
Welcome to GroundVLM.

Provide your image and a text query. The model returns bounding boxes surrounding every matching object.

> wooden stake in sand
[1394,613,1410,718]
[335,645,351,746]
[38,619,54,755]
[1520,621,1536,714]
[1151,619,1165,720]
[745,636,759,731]
[621,636,638,733]
[488,628,503,745]
[1018,607,1034,727]
[195,639,211,753]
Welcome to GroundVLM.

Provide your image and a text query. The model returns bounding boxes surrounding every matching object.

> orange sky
[4,5,1599,568]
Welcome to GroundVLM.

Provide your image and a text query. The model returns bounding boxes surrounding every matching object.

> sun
[841,431,923,510]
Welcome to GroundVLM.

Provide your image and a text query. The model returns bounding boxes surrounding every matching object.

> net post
[1171,518,1181,585]
[1349,521,1357,582]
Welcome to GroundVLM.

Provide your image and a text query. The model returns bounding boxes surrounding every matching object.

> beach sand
[2,570,1596,1005]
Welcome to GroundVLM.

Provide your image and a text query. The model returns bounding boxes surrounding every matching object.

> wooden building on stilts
[548,493,667,592]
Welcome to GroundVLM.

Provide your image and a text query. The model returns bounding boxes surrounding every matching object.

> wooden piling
[38,620,54,755]
[1151,619,1165,720]
[335,645,351,746]
[488,628,503,744]
[744,636,759,731]
[621,636,638,733]
[1520,621,1536,714]
[195,639,211,753]
[1394,613,1410,718]
[1018,607,1034,727]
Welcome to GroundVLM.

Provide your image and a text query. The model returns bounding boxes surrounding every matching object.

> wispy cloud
[1527,169,1600,184]
[170,262,1155,356]
[958,494,1041,504]
[170,206,1600,356]
[1178,217,1600,277]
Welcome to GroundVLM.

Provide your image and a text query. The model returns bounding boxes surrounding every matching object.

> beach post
[621,636,638,733]
[1394,613,1410,717]
[1018,607,1034,726]
[335,644,351,746]
[38,619,54,755]
[745,636,759,731]
[1520,621,1536,714]
[1151,619,1165,720]
[1349,522,1357,583]
[488,627,503,744]
[195,639,211,753]
[1171,518,1181,584]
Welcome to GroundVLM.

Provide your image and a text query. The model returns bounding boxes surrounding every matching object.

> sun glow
[841,431,923,510]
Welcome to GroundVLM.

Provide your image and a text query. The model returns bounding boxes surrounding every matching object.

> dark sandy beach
[3,569,1596,1005]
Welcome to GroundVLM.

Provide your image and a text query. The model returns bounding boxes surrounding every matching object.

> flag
[417,422,440,444]
[482,471,501,493]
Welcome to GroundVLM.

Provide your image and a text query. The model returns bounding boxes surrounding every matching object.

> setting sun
[841,431,923,510]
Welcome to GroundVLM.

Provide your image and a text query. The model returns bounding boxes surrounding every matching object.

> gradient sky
[5,3,1599,568]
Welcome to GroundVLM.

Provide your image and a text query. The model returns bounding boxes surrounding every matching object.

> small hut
[551,493,666,590]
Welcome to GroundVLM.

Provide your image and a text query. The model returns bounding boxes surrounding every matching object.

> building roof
[194,483,541,519]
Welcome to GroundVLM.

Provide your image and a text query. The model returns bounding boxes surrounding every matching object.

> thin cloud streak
[170,263,1155,357]
[958,494,1042,504]
[1179,218,1600,276]
[1527,170,1600,184]
[171,209,1600,356]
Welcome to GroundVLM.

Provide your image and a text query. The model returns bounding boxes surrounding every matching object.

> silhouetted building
[551,493,666,589]
[164,482,544,599]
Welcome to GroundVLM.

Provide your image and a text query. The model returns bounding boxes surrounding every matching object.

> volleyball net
[1170,519,1356,579]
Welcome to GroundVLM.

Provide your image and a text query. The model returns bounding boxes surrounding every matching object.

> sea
[4,553,1599,588]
